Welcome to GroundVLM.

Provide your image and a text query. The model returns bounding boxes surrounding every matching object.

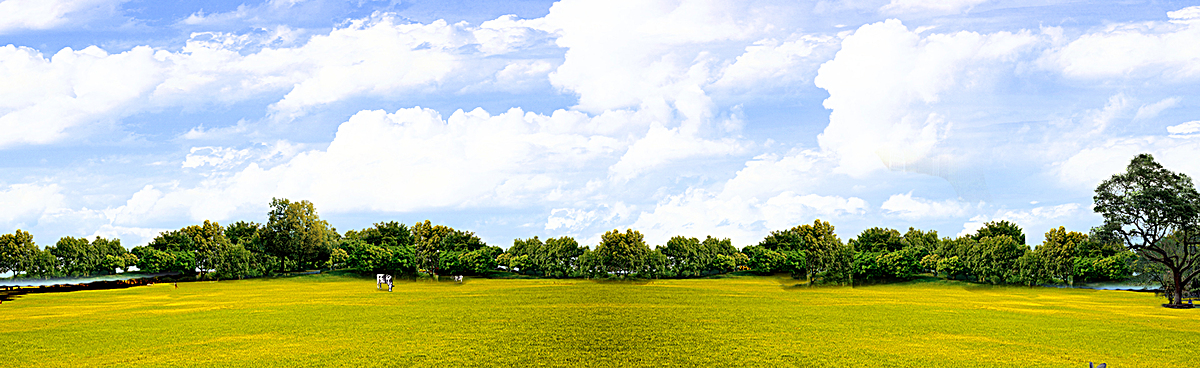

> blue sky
[2,0,1199,249]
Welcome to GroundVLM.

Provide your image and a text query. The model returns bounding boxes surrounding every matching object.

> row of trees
[3,154,1195,305]
[0,230,135,278]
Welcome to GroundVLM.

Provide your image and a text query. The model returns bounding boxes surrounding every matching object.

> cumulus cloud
[627,150,867,246]
[608,123,746,182]
[630,187,867,246]
[1054,136,1200,190]
[711,36,834,90]
[541,0,761,114]
[86,106,638,225]
[0,183,66,226]
[0,0,126,34]
[881,192,973,220]
[814,19,1037,177]
[0,13,558,147]
[0,45,166,147]
[1041,6,1200,80]
[956,203,1084,241]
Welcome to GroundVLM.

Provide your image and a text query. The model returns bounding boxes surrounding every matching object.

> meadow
[2,275,1197,367]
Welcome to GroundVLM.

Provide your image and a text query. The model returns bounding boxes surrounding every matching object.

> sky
[2,0,1200,250]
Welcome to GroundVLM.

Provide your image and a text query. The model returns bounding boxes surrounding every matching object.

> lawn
[2,275,1196,367]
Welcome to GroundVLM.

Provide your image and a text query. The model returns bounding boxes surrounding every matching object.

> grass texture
[3,275,1197,367]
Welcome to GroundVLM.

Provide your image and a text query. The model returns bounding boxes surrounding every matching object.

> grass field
[3,275,1197,367]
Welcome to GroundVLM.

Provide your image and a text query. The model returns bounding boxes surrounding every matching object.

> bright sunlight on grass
[3,275,1196,367]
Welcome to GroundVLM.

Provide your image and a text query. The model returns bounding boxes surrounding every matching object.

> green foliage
[757,219,848,285]
[1035,226,1088,285]
[936,255,966,280]
[969,235,1027,284]
[972,220,1026,245]
[412,220,455,274]
[328,248,349,270]
[1015,250,1050,287]
[265,198,335,271]
[596,229,651,277]
[0,230,41,277]
[850,227,903,253]
[742,245,785,274]
[660,235,740,277]
[49,235,126,276]
[183,220,231,278]
[1093,153,1200,304]
[215,244,256,279]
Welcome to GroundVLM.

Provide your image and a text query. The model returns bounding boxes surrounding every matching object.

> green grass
[3,275,1197,367]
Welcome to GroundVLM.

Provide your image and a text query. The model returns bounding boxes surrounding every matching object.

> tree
[0,230,40,277]
[328,248,349,270]
[1015,250,1050,287]
[183,220,229,278]
[264,198,334,270]
[52,236,97,276]
[663,236,702,276]
[973,220,1026,245]
[596,229,650,278]
[412,220,453,275]
[850,227,903,253]
[761,220,848,286]
[969,235,1025,284]
[225,221,265,253]
[1093,153,1200,305]
[543,237,585,278]
[1036,227,1088,286]
[215,243,255,279]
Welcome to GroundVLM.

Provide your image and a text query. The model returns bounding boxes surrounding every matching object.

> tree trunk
[1172,268,1184,305]
[807,270,812,288]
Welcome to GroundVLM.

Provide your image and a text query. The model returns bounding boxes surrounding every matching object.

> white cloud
[627,149,866,246]
[630,187,867,246]
[956,203,1084,241]
[1134,97,1182,121]
[0,183,66,226]
[91,106,636,224]
[0,13,559,146]
[881,192,973,220]
[182,146,254,169]
[1054,136,1200,189]
[545,208,600,232]
[541,0,761,114]
[0,45,166,147]
[814,19,1036,177]
[880,0,987,14]
[608,122,746,182]
[1167,120,1200,138]
[712,36,833,89]
[1041,6,1200,80]
[0,0,125,34]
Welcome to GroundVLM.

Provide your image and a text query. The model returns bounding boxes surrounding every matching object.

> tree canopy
[1093,153,1200,304]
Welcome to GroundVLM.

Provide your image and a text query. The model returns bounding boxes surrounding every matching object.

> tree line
[1,154,1196,304]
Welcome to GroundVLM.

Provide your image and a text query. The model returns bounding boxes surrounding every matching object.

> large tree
[595,229,650,277]
[760,220,848,286]
[264,198,334,270]
[1036,226,1088,286]
[184,220,231,278]
[0,230,40,277]
[1094,153,1200,305]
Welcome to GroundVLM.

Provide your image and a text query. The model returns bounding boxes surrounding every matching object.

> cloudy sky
[2,0,1199,250]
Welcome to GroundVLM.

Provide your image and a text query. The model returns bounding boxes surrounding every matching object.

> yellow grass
[2,275,1196,367]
